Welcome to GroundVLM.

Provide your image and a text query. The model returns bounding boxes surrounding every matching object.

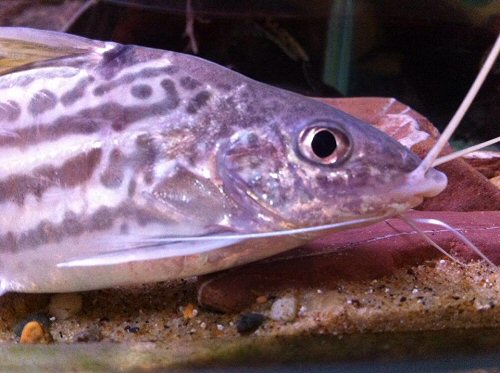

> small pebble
[73,326,102,343]
[298,305,307,316]
[236,313,265,334]
[256,295,268,304]
[216,324,224,331]
[20,321,53,344]
[125,325,140,334]
[49,293,83,320]
[270,296,298,322]
[181,303,197,319]
[14,313,50,338]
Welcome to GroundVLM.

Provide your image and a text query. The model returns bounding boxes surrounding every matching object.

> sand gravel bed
[0,260,498,345]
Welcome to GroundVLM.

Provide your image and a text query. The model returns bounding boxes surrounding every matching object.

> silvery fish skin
[0,28,446,294]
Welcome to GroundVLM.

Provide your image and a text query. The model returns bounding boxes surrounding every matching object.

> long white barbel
[416,33,500,174]
[433,136,500,167]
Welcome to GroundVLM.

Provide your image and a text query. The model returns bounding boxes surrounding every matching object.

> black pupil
[311,130,337,158]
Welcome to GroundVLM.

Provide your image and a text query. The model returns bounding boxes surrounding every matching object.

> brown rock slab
[463,151,500,179]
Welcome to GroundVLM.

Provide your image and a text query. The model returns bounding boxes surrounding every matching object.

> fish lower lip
[393,168,448,204]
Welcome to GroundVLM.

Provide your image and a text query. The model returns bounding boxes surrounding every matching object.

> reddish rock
[463,151,500,179]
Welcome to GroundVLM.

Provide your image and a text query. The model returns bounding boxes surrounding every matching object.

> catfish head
[217,85,448,230]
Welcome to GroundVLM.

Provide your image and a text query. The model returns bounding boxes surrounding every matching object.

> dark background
[2,0,499,146]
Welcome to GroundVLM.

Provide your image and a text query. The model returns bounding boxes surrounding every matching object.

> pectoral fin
[56,215,387,268]
[57,236,242,267]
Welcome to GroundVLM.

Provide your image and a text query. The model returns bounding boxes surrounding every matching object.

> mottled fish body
[0,28,446,294]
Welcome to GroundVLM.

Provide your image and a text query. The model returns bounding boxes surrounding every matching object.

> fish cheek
[221,135,292,215]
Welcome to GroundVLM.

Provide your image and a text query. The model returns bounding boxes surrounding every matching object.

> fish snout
[405,167,448,200]
[422,168,448,197]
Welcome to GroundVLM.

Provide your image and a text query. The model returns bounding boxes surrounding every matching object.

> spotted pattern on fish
[100,148,126,188]
[0,43,223,250]
[61,76,95,106]
[0,202,174,254]
[130,84,153,99]
[28,89,58,116]
[0,95,181,147]
[180,76,201,90]
[186,91,212,114]
[93,66,177,96]
[0,101,21,122]
[159,79,180,107]
[0,148,102,205]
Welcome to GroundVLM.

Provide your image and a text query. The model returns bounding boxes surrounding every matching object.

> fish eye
[299,125,351,165]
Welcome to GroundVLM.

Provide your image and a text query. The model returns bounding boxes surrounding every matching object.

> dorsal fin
[0,27,109,75]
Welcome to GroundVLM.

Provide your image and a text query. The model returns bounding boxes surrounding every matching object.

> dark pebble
[236,313,265,334]
[350,299,361,308]
[14,313,51,338]
[125,325,140,333]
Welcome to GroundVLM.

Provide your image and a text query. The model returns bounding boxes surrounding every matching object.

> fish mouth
[394,167,448,206]
[413,168,448,198]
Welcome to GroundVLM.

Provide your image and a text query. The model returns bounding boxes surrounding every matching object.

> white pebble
[49,293,83,320]
[270,296,298,322]
[298,305,307,316]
